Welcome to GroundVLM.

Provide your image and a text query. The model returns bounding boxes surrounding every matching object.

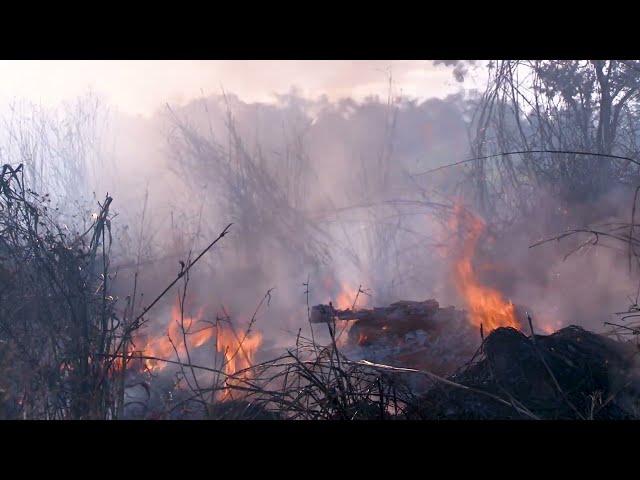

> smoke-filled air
[2,60,640,420]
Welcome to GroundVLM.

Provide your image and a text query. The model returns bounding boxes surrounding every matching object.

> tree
[468,60,640,226]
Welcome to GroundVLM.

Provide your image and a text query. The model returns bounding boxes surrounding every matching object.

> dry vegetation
[2,61,640,419]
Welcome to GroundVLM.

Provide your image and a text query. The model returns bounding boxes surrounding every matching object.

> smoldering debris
[409,326,640,420]
[311,299,480,376]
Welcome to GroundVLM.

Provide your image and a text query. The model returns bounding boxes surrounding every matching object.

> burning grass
[2,159,640,421]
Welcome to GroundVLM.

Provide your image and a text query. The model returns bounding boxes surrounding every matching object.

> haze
[0,60,483,116]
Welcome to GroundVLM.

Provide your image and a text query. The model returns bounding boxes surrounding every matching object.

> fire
[216,324,263,401]
[540,323,555,335]
[133,297,264,401]
[450,204,520,332]
[335,282,358,310]
[333,282,361,347]
[322,275,364,311]
[536,315,561,335]
[137,298,210,372]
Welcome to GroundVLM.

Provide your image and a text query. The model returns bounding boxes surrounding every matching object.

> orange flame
[137,298,210,372]
[450,205,520,332]
[335,282,359,310]
[333,282,362,347]
[322,275,366,311]
[130,299,264,401]
[216,324,263,401]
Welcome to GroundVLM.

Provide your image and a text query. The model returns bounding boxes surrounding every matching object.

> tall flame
[450,204,520,332]
[333,282,362,347]
[216,324,263,401]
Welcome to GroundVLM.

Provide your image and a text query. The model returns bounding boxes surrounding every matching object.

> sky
[0,60,486,116]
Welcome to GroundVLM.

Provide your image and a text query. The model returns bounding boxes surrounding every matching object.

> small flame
[450,204,520,332]
[333,282,361,347]
[322,276,363,311]
[536,314,561,335]
[335,283,358,310]
[540,323,555,335]
[335,282,359,310]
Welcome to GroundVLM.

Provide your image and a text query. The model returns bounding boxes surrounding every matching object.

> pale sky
[0,60,484,116]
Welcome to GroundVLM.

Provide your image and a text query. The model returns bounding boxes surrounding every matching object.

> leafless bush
[0,94,108,206]
[220,333,418,420]
[0,163,125,418]
[166,98,333,271]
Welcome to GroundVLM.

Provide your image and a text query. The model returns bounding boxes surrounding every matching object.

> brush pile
[410,326,640,419]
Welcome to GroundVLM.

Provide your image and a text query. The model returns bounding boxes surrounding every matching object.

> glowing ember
[540,324,555,335]
[450,204,520,332]
[537,315,561,335]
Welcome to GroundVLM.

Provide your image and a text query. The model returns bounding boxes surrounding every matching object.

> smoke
[482,182,640,334]
[78,91,472,349]
[4,82,635,355]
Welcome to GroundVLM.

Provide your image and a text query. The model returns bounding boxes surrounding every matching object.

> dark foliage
[411,326,640,419]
